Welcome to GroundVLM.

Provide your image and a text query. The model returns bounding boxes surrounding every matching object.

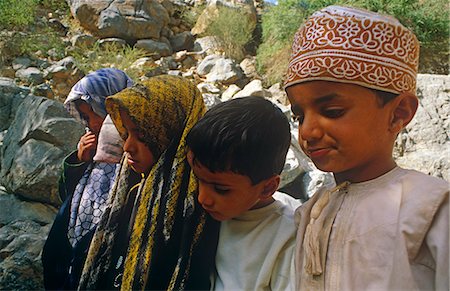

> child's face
[120,110,155,176]
[77,101,104,135]
[286,81,396,183]
[188,152,275,221]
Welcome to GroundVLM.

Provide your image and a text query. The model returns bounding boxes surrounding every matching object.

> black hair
[373,89,398,106]
[186,96,291,185]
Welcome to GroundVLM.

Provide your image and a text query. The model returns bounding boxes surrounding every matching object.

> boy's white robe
[212,192,301,291]
[295,167,449,290]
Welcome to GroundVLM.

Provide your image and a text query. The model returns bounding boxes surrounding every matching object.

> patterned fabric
[64,68,134,126]
[67,163,118,247]
[64,68,133,248]
[284,5,420,94]
[79,75,217,291]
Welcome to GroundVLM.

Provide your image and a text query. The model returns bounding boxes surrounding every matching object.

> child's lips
[307,147,332,158]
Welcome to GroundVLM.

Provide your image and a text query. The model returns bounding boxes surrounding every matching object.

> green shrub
[258,0,449,84]
[1,26,66,63]
[203,6,255,61]
[39,0,69,11]
[70,43,149,80]
[0,0,39,29]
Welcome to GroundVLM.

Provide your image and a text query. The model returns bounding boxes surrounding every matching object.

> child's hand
[77,132,98,162]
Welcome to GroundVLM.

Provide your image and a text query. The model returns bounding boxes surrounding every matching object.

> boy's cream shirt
[295,167,449,290]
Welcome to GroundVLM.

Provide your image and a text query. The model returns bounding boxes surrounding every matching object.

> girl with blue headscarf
[42,68,133,290]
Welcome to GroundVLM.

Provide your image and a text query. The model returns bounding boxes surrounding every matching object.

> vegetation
[0,0,39,29]
[70,43,150,80]
[257,0,450,84]
[203,6,255,61]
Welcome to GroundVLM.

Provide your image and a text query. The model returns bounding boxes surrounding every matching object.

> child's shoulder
[273,191,302,210]
[272,191,302,222]
[395,167,449,198]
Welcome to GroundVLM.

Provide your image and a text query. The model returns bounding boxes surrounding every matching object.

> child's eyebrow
[314,93,340,105]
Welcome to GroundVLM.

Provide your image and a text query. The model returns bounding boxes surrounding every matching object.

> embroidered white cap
[284,5,420,94]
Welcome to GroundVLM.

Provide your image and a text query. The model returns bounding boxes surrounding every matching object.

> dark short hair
[186,96,291,185]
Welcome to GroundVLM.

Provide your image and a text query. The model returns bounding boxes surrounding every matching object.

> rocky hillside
[0,0,449,289]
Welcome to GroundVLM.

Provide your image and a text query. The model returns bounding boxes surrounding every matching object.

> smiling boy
[186,96,301,290]
[284,6,449,290]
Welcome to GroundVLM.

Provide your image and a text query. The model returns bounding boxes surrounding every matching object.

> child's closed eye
[214,185,230,195]
[322,108,345,118]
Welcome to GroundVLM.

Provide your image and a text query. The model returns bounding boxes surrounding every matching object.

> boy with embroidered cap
[284,5,449,290]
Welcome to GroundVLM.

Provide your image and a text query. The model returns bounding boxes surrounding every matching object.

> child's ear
[260,175,280,198]
[389,92,418,134]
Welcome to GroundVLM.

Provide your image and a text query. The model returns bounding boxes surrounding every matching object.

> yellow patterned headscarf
[78,75,219,290]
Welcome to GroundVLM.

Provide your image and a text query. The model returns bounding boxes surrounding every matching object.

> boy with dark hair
[284,5,449,290]
[186,96,301,290]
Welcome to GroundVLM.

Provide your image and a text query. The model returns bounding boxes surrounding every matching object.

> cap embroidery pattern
[284,6,420,94]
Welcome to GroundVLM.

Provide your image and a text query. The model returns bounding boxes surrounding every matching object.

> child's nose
[299,115,323,141]
[197,183,214,208]
[123,136,135,153]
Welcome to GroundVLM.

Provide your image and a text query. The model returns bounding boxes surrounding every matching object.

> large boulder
[0,95,84,205]
[67,0,170,42]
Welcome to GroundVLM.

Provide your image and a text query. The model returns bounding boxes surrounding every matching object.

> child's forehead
[286,81,375,103]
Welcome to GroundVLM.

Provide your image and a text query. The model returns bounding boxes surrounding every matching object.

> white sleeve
[425,193,449,291]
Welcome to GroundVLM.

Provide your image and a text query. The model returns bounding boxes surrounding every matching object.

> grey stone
[169,31,195,52]
[0,95,84,205]
[135,39,173,58]
[15,68,44,85]
[67,0,170,42]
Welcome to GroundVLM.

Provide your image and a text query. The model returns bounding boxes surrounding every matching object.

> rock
[135,39,173,58]
[97,37,128,49]
[192,36,224,57]
[240,57,258,79]
[0,191,57,226]
[48,18,68,35]
[233,79,269,98]
[197,54,243,84]
[221,84,240,101]
[201,93,222,108]
[267,83,289,106]
[12,57,32,71]
[67,0,170,42]
[0,78,29,131]
[15,68,44,85]
[197,82,220,94]
[44,57,84,100]
[0,95,84,205]
[394,74,450,181]
[71,33,96,47]
[31,83,54,99]
[0,220,50,290]
[169,31,195,52]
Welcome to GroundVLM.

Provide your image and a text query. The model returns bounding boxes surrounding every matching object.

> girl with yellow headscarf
[78,75,219,290]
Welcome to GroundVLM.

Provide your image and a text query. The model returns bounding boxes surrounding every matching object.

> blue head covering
[64,68,133,248]
[64,68,134,125]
